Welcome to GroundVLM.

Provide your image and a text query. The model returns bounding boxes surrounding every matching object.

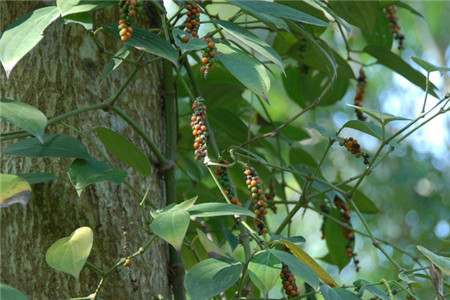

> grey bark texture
[0,2,170,299]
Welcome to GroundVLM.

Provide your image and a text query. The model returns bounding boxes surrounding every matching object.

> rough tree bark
[1,2,170,299]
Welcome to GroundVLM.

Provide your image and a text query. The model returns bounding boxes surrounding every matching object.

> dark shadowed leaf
[0,174,32,208]
[57,0,116,16]
[18,172,58,185]
[103,24,178,65]
[248,251,282,294]
[185,257,242,300]
[196,229,230,258]
[329,1,378,35]
[362,10,393,49]
[0,284,29,300]
[0,99,47,143]
[59,12,92,30]
[173,29,208,53]
[324,208,351,270]
[0,6,60,78]
[96,127,151,177]
[341,186,380,214]
[102,46,131,80]
[2,135,89,159]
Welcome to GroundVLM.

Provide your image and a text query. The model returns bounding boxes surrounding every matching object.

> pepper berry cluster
[280,246,300,298]
[122,225,138,291]
[354,69,367,121]
[215,160,242,206]
[191,98,208,160]
[385,5,405,50]
[244,167,268,234]
[339,137,370,165]
[264,182,278,213]
[118,0,143,41]
[200,38,216,75]
[182,2,202,40]
[334,196,360,272]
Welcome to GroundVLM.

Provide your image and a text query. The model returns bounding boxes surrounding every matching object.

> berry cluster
[280,246,300,298]
[264,182,278,213]
[334,196,360,272]
[354,69,367,121]
[244,167,268,235]
[215,160,242,206]
[118,0,143,41]
[385,5,405,50]
[200,38,216,75]
[339,137,370,165]
[122,226,138,291]
[183,2,202,40]
[191,98,208,161]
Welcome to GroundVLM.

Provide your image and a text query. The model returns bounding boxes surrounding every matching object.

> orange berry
[121,35,128,41]
[200,66,206,73]
[194,142,200,148]
[125,258,131,266]
[129,9,136,16]
[119,23,127,29]
[250,180,257,187]
[200,125,207,131]
[244,169,252,176]
[120,28,128,36]
[208,42,215,49]
[125,32,131,40]
[202,57,209,64]
[119,19,126,24]
[209,51,216,58]
[127,27,133,33]
[182,36,190,43]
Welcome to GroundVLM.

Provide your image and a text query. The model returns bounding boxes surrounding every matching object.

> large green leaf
[328,1,378,35]
[216,43,270,102]
[0,99,47,143]
[362,10,393,49]
[185,257,242,300]
[96,127,151,178]
[213,20,284,72]
[0,6,60,78]
[45,227,94,279]
[324,208,351,270]
[18,172,58,185]
[248,251,282,294]
[208,108,249,143]
[341,186,380,214]
[417,246,450,276]
[270,249,320,289]
[57,0,116,17]
[0,174,32,208]
[364,45,438,97]
[411,57,450,74]
[103,24,178,66]
[322,285,362,300]
[67,157,127,196]
[2,134,89,159]
[0,284,29,300]
[187,203,254,218]
[59,12,93,30]
[342,120,383,140]
[289,145,318,169]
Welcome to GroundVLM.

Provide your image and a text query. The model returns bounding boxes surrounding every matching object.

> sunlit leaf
[248,251,282,294]
[0,284,29,300]
[188,203,254,218]
[346,105,410,124]
[417,246,450,276]
[45,227,94,279]
[67,157,127,196]
[307,123,339,140]
[0,174,32,208]
[0,6,60,78]
[57,0,116,16]
[2,134,90,159]
[96,127,151,177]
[0,99,47,143]
[398,271,422,287]
[185,257,242,300]
[411,57,450,74]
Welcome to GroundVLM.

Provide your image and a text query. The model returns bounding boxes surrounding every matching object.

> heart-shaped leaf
[0,6,60,78]
[0,99,47,143]
[185,257,242,300]
[0,174,32,208]
[151,207,190,250]
[67,157,127,196]
[248,251,282,294]
[45,227,94,279]
[0,284,29,300]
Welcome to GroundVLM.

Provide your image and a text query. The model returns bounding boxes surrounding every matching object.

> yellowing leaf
[282,240,338,287]
[0,174,32,208]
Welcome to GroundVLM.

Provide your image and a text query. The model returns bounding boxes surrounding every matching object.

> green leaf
[151,206,190,250]
[185,257,242,300]
[364,45,439,97]
[188,203,254,218]
[324,208,351,270]
[2,134,90,159]
[341,186,380,214]
[328,1,378,35]
[60,12,93,30]
[96,127,151,178]
[67,157,127,196]
[0,174,32,208]
[102,46,131,81]
[396,1,424,18]
[0,6,60,78]
[411,57,450,74]
[213,20,284,72]
[18,172,58,185]
[346,105,410,124]
[271,234,306,245]
[270,249,320,289]
[57,0,116,17]
[227,0,329,28]
[398,271,422,288]
[342,120,383,140]
[362,10,393,49]
[0,99,47,143]
[248,251,282,294]
[354,279,390,300]
[322,286,362,300]
[196,228,230,258]
[0,284,29,300]
[289,145,318,169]
[103,24,178,66]
[216,43,270,102]
[308,122,339,140]
[152,197,197,217]
[417,246,450,276]
[172,29,208,53]
[45,227,94,279]
[208,108,249,143]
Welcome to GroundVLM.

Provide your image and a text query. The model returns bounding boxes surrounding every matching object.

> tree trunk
[0,2,170,299]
